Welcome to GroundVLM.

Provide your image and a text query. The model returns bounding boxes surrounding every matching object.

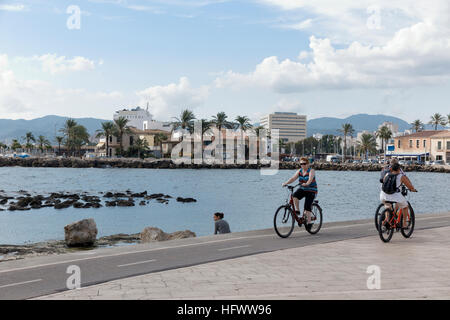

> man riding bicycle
[380,162,417,227]
[282,157,317,227]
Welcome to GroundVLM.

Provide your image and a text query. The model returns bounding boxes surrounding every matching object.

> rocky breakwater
[1,156,449,172]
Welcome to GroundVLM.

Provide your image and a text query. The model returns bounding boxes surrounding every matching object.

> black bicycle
[274,184,323,238]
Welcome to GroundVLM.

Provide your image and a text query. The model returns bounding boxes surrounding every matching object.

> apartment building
[260,112,307,143]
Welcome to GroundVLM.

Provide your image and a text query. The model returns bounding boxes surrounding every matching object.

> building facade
[390,130,447,162]
[260,112,307,143]
[430,131,450,164]
[114,106,172,131]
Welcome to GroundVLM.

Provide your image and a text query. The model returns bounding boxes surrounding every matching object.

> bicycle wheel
[274,205,295,238]
[401,203,415,238]
[306,203,323,235]
[374,203,384,231]
[378,209,394,243]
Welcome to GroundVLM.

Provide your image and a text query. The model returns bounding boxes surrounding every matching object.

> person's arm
[303,169,315,186]
[282,170,300,187]
[401,176,417,192]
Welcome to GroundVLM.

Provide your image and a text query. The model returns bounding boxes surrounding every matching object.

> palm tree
[376,125,393,157]
[358,133,377,159]
[429,113,446,130]
[253,125,265,137]
[96,121,115,157]
[154,133,168,158]
[235,116,252,158]
[447,114,450,127]
[411,119,424,133]
[196,119,212,153]
[133,137,149,159]
[338,123,355,162]
[72,125,90,156]
[60,119,78,155]
[37,135,51,153]
[113,116,131,156]
[11,139,22,151]
[172,109,196,134]
[55,136,64,155]
[22,132,35,153]
[211,112,233,158]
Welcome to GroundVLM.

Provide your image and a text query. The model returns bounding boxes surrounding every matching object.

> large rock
[140,227,169,242]
[64,218,98,247]
[140,227,196,243]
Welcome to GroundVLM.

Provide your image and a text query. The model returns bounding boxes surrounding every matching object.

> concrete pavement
[34,216,450,300]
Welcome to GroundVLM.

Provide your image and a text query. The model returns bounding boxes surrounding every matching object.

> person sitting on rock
[213,212,230,234]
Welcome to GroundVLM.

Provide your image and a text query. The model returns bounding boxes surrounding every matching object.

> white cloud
[137,77,209,119]
[215,20,450,93]
[0,4,26,11]
[31,54,97,74]
[0,54,126,119]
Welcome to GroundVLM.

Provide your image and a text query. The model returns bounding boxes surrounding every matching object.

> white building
[114,105,172,131]
[260,112,307,143]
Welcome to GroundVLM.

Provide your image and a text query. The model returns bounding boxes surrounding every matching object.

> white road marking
[218,245,251,251]
[0,216,448,274]
[0,279,42,289]
[117,259,156,268]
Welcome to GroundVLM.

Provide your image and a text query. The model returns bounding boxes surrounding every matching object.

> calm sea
[0,167,449,244]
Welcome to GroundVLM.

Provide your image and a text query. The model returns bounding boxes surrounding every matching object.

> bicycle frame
[386,206,411,229]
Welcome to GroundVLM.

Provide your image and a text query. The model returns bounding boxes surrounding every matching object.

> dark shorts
[293,189,316,212]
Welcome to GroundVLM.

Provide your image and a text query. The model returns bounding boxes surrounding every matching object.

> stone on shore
[140,227,196,243]
[64,218,98,247]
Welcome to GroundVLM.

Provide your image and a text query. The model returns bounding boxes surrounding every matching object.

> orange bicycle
[378,190,416,243]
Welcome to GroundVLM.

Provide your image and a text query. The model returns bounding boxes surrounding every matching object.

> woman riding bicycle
[380,162,417,227]
[282,157,317,227]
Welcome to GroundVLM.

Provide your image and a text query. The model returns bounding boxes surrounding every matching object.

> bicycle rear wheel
[306,203,323,235]
[378,209,394,243]
[401,203,415,238]
[274,205,295,238]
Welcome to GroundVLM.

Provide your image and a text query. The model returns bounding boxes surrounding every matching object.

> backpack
[382,173,399,194]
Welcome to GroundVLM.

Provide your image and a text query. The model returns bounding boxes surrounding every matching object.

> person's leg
[398,202,409,228]
[293,197,300,213]
[293,190,306,224]
[304,193,315,224]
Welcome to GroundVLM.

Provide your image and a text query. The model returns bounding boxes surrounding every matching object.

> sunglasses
[300,163,307,165]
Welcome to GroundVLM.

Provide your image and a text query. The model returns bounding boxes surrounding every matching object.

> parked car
[434,160,445,165]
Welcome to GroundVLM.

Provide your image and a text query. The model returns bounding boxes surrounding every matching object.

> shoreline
[1,157,449,172]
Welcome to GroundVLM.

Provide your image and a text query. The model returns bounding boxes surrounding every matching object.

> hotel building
[260,112,307,143]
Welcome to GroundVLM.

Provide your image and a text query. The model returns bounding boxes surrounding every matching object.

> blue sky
[1,0,449,123]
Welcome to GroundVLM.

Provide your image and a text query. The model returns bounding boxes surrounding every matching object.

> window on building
[423,140,426,148]
[447,141,450,150]
[409,140,412,148]
[437,141,442,150]
[436,155,443,161]
[398,140,401,148]
[416,140,419,148]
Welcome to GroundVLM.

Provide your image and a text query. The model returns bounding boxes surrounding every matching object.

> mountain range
[0,115,107,144]
[0,113,444,144]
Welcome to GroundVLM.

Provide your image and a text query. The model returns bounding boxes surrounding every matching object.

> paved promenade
[35,224,450,300]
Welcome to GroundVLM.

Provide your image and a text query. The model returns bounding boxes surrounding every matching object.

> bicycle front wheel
[374,203,384,231]
[274,205,295,238]
[306,203,323,235]
[378,209,394,243]
[401,203,415,238]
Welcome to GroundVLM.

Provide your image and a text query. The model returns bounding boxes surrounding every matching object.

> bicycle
[377,188,416,243]
[274,184,323,238]
[374,185,415,232]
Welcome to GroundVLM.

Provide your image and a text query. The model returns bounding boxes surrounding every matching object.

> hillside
[307,114,411,136]
[0,116,107,144]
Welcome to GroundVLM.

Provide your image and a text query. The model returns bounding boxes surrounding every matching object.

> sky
[0,0,449,123]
